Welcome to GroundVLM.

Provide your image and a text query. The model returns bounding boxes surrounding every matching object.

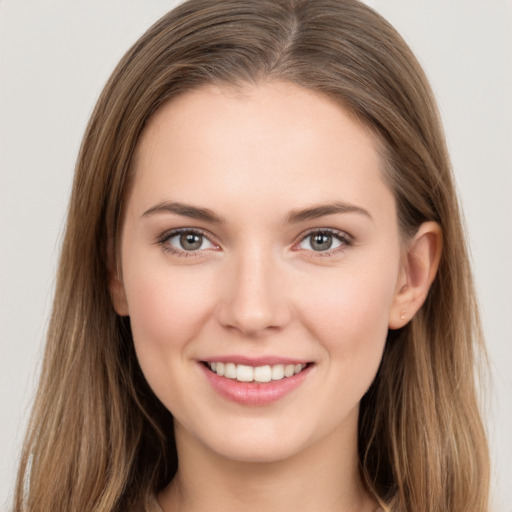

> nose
[216,247,291,337]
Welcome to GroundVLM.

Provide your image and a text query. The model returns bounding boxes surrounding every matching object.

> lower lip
[200,364,313,406]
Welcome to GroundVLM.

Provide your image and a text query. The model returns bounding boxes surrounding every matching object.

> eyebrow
[142,201,225,223]
[284,201,372,224]
[142,199,372,225]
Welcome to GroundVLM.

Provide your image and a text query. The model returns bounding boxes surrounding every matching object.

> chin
[211,435,308,464]
[187,413,337,465]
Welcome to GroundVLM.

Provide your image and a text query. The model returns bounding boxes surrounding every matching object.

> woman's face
[115,82,405,463]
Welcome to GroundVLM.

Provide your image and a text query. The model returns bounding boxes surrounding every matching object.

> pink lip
[200,362,313,406]
[202,355,309,366]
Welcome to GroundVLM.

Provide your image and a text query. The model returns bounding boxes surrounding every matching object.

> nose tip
[216,256,290,337]
[223,306,280,337]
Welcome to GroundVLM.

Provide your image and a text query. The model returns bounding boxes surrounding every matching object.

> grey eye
[168,231,215,251]
[298,232,344,252]
[180,233,203,250]
[312,233,333,251]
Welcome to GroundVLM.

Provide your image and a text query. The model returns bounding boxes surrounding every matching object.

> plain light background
[1,1,510,510]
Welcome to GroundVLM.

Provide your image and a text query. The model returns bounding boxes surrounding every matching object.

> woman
[13,0,490,511]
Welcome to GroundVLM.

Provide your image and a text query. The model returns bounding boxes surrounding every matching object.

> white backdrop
[1,1,510,510]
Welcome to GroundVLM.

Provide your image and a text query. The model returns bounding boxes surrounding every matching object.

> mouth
[204,361,308,383]
[200,360,313,405]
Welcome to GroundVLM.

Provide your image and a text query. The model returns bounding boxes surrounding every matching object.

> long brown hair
[14,1,489,511]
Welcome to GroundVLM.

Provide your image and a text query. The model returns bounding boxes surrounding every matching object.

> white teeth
[236,364,254,382]
[254,365,272,383]
[224,362,237,379]
[208,362,307,382]
[284,364,295,378]
[271,364,285,380]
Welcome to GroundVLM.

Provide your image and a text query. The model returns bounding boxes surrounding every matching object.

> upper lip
[200,355,311,366]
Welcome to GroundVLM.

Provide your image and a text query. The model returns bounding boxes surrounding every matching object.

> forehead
[128,81,393,222]
[135,81,381,162]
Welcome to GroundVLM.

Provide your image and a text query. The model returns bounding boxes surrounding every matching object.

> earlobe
[110,273,129,316]
[107,238,129,317]
[389,221,442,329]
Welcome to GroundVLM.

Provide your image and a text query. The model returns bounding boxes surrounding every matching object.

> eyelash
[156,227,353,257]
[157,228,219,258]
[294,228,353,257]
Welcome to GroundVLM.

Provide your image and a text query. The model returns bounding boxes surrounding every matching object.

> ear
[389,221,442,329]
[107,238,129,317]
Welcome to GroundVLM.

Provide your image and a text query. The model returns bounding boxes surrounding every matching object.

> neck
[159,413,378,512]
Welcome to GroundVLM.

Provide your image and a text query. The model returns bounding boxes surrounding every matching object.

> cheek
[122,260,215,375]
[298,261,398,379]
[123,263,222,418]
[303,281,391,423]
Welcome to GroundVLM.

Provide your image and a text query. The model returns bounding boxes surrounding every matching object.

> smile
[201,360,313,405]
[207,362,307,383]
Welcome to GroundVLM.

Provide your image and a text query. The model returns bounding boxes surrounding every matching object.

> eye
[159,229,217,254]
[296,229,351,253]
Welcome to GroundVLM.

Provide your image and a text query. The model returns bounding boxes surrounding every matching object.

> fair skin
[111,82,441,512]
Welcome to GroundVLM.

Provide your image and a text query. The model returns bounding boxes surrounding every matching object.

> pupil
[311,233,332,251]
[180,233,202,250]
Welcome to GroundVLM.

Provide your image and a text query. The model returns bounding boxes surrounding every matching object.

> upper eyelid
[292,228,353,256]
[295,227,352,243]
[157,227,220,257]
[157,226,217,244]
[156,226,352,251]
